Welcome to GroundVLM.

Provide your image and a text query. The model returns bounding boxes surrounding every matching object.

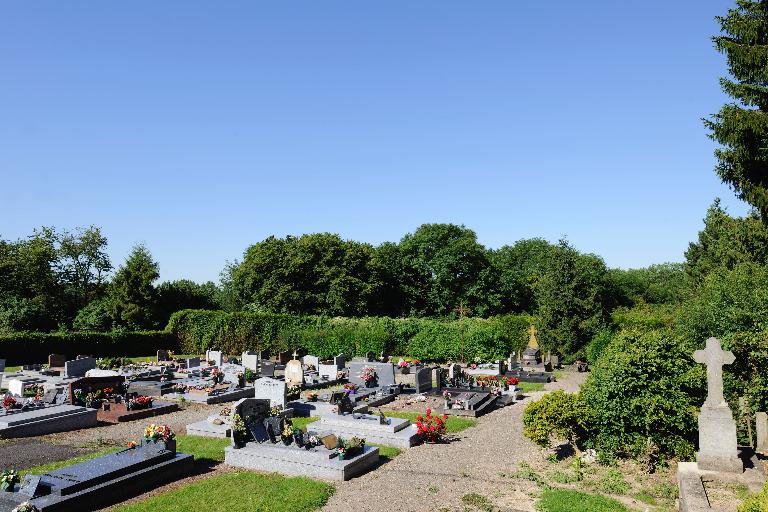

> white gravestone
[756,412,767,455]
[693,337,742,473]
[253,377,287,408]
[284,360,304,387]
[206,350,224,366]
[303,355,320,370]
[242,352,260,371]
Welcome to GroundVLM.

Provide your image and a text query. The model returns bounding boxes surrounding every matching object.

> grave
[0,359,5,373]
[69,376,178,423]
[260,361,276,378]
[414,366,433,394]
[522,326,542,367]
[205,350,223,367]
[757,412,767,455]
[242,351,260,371]
[284,359,304,387]
[693,337,742,473]
[186,405,235,439]
[156,350,171,362]
[316,411,419,449]
[0,433,193,511]
[7,377,46,397]
[224,398,378,481]
[64,357,96,378]
[253,377,287,408]
[0,404,97,439]
[303,354,320,370]
[274,351,290,365]
[185,357,201,369]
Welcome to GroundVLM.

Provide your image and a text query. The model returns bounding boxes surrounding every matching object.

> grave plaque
[348,361,396,389]
[19,474,42,498]
[284,360,304,386]
[185,357,201,369]
[334,354,346,369]
[260,361,275,378]
[321,434,338,450]
[156,350,171,362]
[254,377,286,408]
[234,398,271,443]
[43,388,61,405]
[414,367,433,394]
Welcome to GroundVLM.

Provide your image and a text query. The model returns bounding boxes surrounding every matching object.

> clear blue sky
[0,1,750,283]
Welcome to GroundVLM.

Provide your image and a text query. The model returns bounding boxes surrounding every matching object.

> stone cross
[693,337,735,407]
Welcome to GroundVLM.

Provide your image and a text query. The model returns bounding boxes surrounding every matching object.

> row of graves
[410,364,523,418]
[0,423,193,512]
[463,327,557,384]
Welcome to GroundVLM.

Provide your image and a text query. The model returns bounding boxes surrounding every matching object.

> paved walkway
[321,371,587,512]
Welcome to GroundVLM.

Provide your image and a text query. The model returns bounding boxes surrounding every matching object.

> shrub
[580,329,703,461]
[738,483,768,512]
[167,309,534,361]
[0,331,174,365]
[523,390,591,450]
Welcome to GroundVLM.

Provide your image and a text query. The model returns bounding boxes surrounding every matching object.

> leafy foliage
[580,329,703,461]
[522,390,590,450]
[705,1,768,218]
[738,482,768,512]
[108,244,160,329]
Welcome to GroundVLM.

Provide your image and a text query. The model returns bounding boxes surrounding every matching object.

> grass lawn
[4,365,21,373]
[176,435,231,463]
[518,381,545,393]
[112,471,335,512]
[536,489,629,512]
[384,411,477,433]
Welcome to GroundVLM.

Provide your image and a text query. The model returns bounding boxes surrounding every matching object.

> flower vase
[338,452,345,460]
[444,400,451,410]
[293,433,304,448]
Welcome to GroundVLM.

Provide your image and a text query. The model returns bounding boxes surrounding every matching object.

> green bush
[0,331,174,365]
[523,390,591,450]
[585,328,614,366]
[580,329,703,461]
[738,483,768,512]
[167,309,534,361]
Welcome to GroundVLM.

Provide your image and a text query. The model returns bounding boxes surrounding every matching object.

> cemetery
[3,0,768,510]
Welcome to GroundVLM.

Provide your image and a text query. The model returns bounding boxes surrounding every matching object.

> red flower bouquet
[415,408,448,443]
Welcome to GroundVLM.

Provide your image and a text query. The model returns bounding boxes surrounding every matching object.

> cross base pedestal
[696,404,742,474]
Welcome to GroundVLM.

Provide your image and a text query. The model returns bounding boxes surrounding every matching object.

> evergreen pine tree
[109,244,160,329]
[705,0,768,218]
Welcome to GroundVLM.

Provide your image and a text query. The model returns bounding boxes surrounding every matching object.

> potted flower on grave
[336,445,347,460]
[305,434,320,450]
[358,367,377,388]
[343,436,365,457]
[342,383,358,394]
[292,426,304,447]
[232,414,247,449]
[397,359,410,374]
[281,424,294,446]
[506,376,519,387]
[305,392,318,402]
[211,368,223,384]
[265,406,284,440]
[127,395,153,410]
[415,408,448,444]
[2,395,17,411]
[143,424,176,452]
[0,470,20,492]
[442,390,452,410]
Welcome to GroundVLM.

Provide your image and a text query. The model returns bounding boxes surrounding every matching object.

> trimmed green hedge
[167,310,535,362]
[0,331,175,365]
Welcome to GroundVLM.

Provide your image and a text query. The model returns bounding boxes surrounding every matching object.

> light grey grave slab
[64,357,96,378]
[693,337,742,473]
[756,412,767,455]
[224,443,378,481]
[318,364,339,380]
[186,415,232,438]
[0,404,98,438]
[8,377,46,397]
[317,413,419,449]
[254,377,286,408]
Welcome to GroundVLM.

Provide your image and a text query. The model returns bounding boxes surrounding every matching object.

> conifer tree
[705,0,768,219]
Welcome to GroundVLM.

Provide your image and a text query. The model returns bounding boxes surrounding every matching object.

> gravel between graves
[41,402,222,446]
[320,370,587,512]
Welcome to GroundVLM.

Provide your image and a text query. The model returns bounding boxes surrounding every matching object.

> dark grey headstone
[414,367,433,394]
[348,361,395,388]
[43,388,61,405]
[185,357,201,369]
[234,398,271,443]
[260,361,275,378]
[156,350,171,362]
[365,352,375,362]
[0,358,6,373]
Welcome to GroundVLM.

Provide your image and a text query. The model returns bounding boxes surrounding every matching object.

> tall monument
[693,337,742,473]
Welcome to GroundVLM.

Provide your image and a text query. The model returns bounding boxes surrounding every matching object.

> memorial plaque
[260,361,275,378]
[19,474,42,498]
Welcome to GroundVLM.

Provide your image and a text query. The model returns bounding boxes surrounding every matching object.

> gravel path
[321,370,588,512]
